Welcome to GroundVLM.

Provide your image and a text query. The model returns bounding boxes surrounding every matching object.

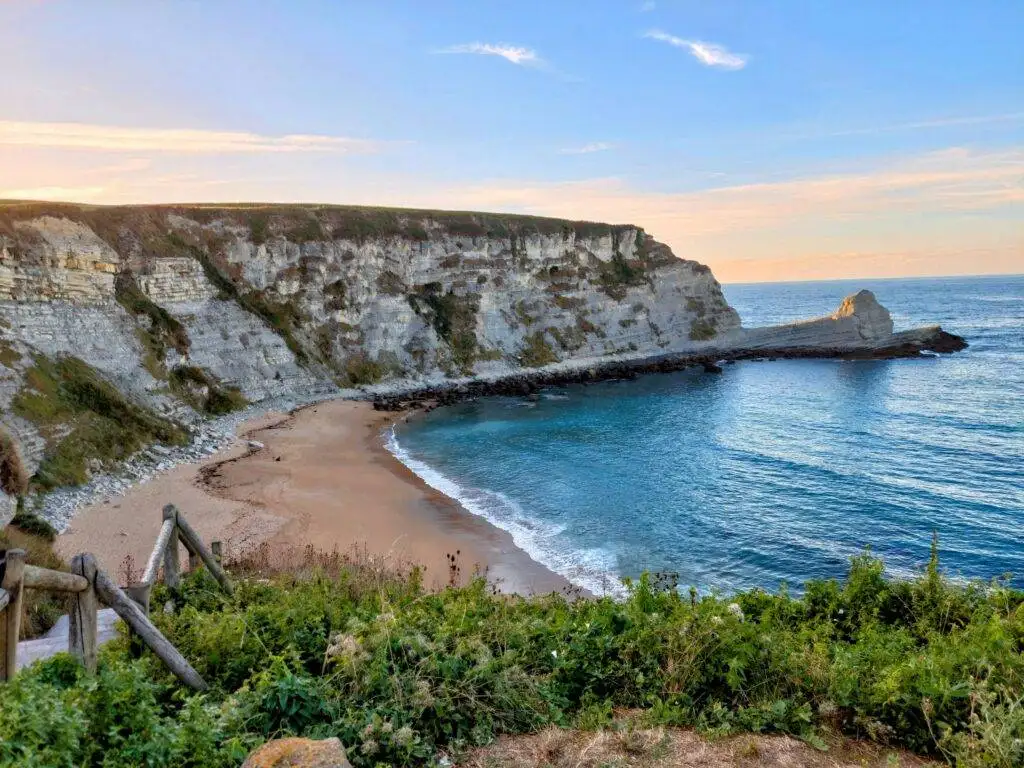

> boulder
[242,737,352,768]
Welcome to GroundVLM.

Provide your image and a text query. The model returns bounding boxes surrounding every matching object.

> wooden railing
[0,504,231,690]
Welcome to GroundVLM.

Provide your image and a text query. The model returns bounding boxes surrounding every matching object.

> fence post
[0,548,26,681]
[162,505,180,590]
[68,553,99,673]
[93,563,207,690]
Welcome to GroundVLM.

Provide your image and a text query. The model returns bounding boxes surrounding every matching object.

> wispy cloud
[560,142,615,155]
[639,1,656,11]
[644,30,748,70]
[433,42,541,66]
[0,121,387,154]
[815,111,1024,138]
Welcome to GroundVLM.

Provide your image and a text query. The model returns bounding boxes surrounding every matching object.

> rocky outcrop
[242,737,351,768]
[733,289,965,355]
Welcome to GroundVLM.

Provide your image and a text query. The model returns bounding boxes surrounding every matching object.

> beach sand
[57,400,570,595]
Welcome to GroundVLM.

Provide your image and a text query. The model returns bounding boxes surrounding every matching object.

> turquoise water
[389,276,1024,594]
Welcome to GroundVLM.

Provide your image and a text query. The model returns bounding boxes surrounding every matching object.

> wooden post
[162,505,180,590]
[142,518,175,586]
[182,536,199,572]
[170,506,232,595]
[125,583,152,614]
[68,553,99,673]
[93,566,207,690]
[0,548,26,681]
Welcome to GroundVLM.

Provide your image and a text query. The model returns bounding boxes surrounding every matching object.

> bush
[689,319,716,341]
[12,355,189,490]
[168,366,248,416]
[0,543,1021,766]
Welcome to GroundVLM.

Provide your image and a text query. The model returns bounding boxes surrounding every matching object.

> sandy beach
[56,400,570,595]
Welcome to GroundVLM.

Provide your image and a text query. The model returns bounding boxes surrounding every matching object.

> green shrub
[0,543,1021,767]
[12,355,188,490]
[689,319,716,341]
[168,366,248,416]
[518,331,559,368]
[9,511,56,542]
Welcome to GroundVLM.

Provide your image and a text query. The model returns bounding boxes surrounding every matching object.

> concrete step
[16,608,120,671]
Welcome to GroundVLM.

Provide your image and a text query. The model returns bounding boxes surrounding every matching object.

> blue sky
[1,0,1021,281]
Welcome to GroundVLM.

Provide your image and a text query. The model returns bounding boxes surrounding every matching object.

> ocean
[388,275,1024,595]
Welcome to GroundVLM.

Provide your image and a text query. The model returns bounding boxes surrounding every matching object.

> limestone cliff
[0,202,740,503]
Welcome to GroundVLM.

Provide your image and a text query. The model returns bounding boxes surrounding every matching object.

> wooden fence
[0,504,231,690]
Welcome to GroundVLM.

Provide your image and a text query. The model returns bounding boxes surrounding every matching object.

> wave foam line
[384,426,626,597]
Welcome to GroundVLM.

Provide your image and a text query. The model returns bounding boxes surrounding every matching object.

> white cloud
[433,42,541,66]
[560,142,615,155]
[644,30,748,70]
[639,1,656,11]
[0,121,386,154]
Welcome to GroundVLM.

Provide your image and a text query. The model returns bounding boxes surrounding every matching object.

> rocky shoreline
[370,326,968,412]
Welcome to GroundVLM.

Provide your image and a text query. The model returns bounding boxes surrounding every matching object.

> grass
[11,355,188,490]
[596,249,648,301]
[0,426,28,496]
[519,331,560,368]
[0,539,1020,767]
[688,319,717,342]
[0,520,68,638]
[0,339,19,368]
[168,365,248,416]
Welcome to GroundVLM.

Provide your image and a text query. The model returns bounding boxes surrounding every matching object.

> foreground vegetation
[0,542,1020,767]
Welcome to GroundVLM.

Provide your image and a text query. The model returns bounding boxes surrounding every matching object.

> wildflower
[727,603,744,621]
[360,739,379,756]
[551,649,559,659]
[394,725,415,747]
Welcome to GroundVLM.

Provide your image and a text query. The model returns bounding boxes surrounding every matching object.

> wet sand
[57,400,570,595]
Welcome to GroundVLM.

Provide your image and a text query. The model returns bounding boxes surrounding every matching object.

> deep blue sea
[388,276,1024,595]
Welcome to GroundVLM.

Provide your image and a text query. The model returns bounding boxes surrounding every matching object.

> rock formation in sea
[0,202,966,522]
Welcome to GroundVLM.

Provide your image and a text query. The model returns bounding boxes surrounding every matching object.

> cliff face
[0,202,739,504]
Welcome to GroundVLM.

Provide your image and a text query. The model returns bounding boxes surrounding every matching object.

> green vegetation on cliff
[168,365,249,416]
[114,271,191,378]
[0,541,1021,767]
[11,355,188,490]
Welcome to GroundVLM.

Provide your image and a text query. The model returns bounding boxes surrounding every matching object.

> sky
[0,0,1021,283]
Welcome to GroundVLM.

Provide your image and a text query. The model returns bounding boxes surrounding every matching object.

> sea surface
[388,275,1024,595]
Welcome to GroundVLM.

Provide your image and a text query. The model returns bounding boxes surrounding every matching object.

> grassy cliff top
[0,200,643,244]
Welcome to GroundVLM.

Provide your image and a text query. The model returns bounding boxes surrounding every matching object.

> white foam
[385,427,627,597]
